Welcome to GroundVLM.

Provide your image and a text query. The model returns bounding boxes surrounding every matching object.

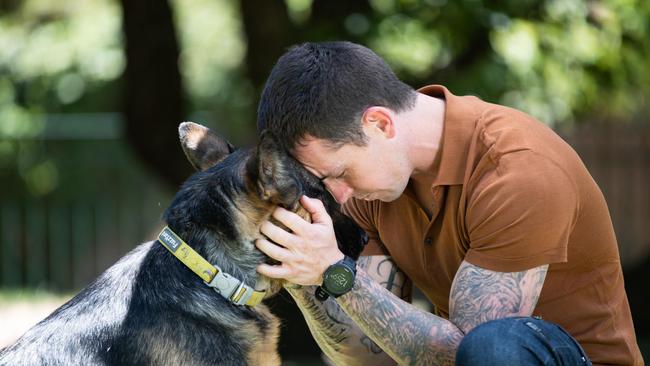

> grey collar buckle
[204,264,259,306]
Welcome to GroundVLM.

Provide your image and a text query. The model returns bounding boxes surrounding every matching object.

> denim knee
[455,317,591,366]
[456,318,525,366]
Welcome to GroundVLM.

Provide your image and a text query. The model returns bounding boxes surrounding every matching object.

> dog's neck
[195,233,262,287]
[158,226,272,304]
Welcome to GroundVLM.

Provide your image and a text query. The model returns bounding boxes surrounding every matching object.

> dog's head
[163,122,366,299]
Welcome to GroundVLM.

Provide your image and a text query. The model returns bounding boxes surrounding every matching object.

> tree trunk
[120,0,191,188]
[239,0,294,110]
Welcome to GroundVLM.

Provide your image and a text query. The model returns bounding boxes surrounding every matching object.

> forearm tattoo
[338,269,463,366]
[357,256,411,355]
[449,261,549,334]
[286,285,352,354]
[372,257,412,300]
[287,256,410,363]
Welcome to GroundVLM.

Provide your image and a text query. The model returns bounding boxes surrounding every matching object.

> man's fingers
[269,197,332,235]
[300,195,331,225]
[260,221,296,248]
[255,196,339,285]
[272,206,309,234]
[257,263,292,279]
[255,238,292,262]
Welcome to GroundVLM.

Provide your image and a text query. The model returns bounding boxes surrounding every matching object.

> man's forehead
[293,137,340,178]
[294,135,334,156]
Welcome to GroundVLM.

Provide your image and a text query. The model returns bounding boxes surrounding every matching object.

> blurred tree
[239,0,293,96]
[3,0,650,190]
[238,0,650,133]
[120,0,191,188]
[0,0,126,196]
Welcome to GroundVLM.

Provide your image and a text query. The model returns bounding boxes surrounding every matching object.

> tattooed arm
[449,261,549,334]
[285,255,410,366]
[334,260,549,365]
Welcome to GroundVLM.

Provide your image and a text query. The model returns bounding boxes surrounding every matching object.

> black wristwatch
[315,256,357,301]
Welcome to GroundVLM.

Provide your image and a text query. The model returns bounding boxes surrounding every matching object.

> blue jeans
[455,316,592,366]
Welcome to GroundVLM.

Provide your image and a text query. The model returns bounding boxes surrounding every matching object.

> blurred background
[0,0,648,363]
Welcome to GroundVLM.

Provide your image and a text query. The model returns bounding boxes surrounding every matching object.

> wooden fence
[0,194,168,291]
[0,115,172,291]
[559,122,650,268]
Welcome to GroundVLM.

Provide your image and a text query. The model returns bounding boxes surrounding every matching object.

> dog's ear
[249,130,303,210]
[179,121,235,171]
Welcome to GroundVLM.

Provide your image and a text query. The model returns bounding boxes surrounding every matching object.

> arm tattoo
[286,256,406,364]
[286,286,352,353]
[356,256,411,355]
[377,258,412,300]
[361,336,384,355]
[449,261,549,334]
[338,268,463,365]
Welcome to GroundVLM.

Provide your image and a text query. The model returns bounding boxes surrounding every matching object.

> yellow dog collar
[157,226,265,307]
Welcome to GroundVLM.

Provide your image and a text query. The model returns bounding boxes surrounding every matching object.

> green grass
[0,288,71,304]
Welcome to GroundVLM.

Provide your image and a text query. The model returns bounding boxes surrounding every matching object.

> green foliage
[170,0,256,144]
[0,0,123,111]
[171,0,246,104]
[353,0,650,125]
[1,0,650,200]
[0,0,124,198]
[1,0,648,129]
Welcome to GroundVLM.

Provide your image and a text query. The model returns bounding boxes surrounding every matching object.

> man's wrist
[285,284,319,302]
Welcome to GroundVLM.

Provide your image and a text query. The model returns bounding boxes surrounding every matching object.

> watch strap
[340,256,357,274]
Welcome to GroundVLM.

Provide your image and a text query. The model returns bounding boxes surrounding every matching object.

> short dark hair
[257,41,416,151]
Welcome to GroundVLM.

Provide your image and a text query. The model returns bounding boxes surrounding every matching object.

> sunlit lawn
[0,289,71,348]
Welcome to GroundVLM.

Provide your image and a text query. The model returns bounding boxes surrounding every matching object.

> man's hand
[256,195,344,285]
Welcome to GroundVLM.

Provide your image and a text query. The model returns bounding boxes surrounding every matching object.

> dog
[0,122,367,366]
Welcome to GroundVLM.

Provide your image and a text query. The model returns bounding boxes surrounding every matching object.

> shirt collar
[417,85,484,187]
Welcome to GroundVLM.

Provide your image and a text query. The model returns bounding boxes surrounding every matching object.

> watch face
[324,266,354,295]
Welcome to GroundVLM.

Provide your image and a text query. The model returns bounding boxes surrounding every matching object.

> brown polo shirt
[343,85,642,365]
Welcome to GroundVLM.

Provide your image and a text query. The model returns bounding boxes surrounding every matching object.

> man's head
[257,42,417,204]
[257,41,416,152]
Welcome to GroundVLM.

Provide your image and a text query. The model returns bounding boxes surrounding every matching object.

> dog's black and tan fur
[0,122,366,366]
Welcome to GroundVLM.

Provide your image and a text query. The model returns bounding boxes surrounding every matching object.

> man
[254,41,643,365]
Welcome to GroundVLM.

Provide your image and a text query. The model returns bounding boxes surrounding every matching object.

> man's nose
[325,181,353,204]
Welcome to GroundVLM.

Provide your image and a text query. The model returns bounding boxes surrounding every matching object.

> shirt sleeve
[342,199,389,256]
[464,150,578,272]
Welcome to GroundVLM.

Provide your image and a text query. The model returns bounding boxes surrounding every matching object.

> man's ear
[362,106,396,138]
[178,121,235,171]
[248,130,303,210]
